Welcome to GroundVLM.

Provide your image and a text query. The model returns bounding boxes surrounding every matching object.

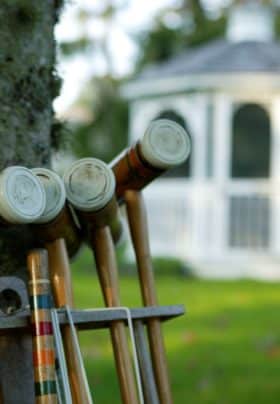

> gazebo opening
[229,103,271,249]
[154,110,191,178]
[231,103,271,178]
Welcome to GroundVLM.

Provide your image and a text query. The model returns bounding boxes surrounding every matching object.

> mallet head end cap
[32,168,66,224]
[0,166,46,224]
[64,158,115,212]
[140,119,191,169]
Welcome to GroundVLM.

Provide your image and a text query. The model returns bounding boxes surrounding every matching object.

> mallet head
[140,119,191,169]
[0,166,46,224]
[32,168,66,224]
[63,158,115,212]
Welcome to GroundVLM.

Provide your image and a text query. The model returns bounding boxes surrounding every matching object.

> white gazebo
[122,2,280,279]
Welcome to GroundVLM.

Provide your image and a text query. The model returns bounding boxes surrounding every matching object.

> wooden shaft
[33,205,82,258]
[91,226,139,404]
[80,197,123,245]
[124,191,157,305]
[134,320,160,404]
[46,238,91,404]
[124,190,173,404]
[27,249,58,404]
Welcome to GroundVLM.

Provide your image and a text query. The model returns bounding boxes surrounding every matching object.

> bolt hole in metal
[0,289,22,314]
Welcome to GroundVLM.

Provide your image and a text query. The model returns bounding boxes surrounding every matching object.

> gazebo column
[188,97,210,260]
[270,97,280,254]
[129,100,158,141]
[212,94,232,258]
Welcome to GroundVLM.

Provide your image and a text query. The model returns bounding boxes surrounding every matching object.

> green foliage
[274,11,280,38]
[60,37,93,57]
[122,255,194,277]
[136,0,226,70]
[72,243,194,278]
[137,22,185,68]
[152,256,194,277]
[186,15,227,47]
[70,76,128,162]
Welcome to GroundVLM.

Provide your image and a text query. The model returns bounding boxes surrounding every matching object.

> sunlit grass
[71,250,280,403]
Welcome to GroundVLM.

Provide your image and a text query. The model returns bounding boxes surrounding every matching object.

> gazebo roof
[123,39,280,99]
[139,39,280,79]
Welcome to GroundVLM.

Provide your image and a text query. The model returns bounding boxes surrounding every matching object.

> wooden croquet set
[0,119,191,403]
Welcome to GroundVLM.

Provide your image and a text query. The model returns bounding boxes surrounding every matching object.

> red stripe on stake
[32,321,53,337]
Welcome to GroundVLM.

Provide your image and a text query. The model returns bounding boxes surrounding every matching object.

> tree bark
[0,0,59,279]
[0,2,60,402]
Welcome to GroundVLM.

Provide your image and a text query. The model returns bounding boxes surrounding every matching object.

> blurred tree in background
[57,0,280,162]
[58,0,129,161]
[136,0,226,70]
[70,75,128,162]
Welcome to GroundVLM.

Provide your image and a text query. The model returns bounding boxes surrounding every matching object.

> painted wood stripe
[32,322,53,337]
[29,279,50,285]
[33,335,55,351]
[36,394,57,404]
[35,380,57,396]
[30,295,52,310]
[28,282,51,296]
[33,349,55,367]
[34,365,56,383]
[32,309,52,323]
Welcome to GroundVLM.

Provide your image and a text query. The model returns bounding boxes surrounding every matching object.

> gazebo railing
[143,181,193,258]
[226,180,273,251]
[142,180,279,261]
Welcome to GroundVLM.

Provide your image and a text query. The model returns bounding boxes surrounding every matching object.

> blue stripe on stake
[35,380,57,396]
[29,294,52,310]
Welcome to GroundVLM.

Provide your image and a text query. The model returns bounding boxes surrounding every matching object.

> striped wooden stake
[27,249,58,404]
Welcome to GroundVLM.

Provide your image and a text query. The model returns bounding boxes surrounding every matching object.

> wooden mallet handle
[110,119,191,402]
[91,226,139,404]
[64,158,139,404]
[47,238,91,404]
[125,190,173,404]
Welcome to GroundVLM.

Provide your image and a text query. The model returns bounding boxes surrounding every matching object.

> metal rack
[0,276,185,403]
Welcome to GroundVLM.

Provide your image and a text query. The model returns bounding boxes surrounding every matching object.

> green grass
[72,251,280,403]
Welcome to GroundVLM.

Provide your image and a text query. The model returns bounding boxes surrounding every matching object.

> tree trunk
[0,2,60,402]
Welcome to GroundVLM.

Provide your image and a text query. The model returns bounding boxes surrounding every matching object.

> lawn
[71,250,280,403]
